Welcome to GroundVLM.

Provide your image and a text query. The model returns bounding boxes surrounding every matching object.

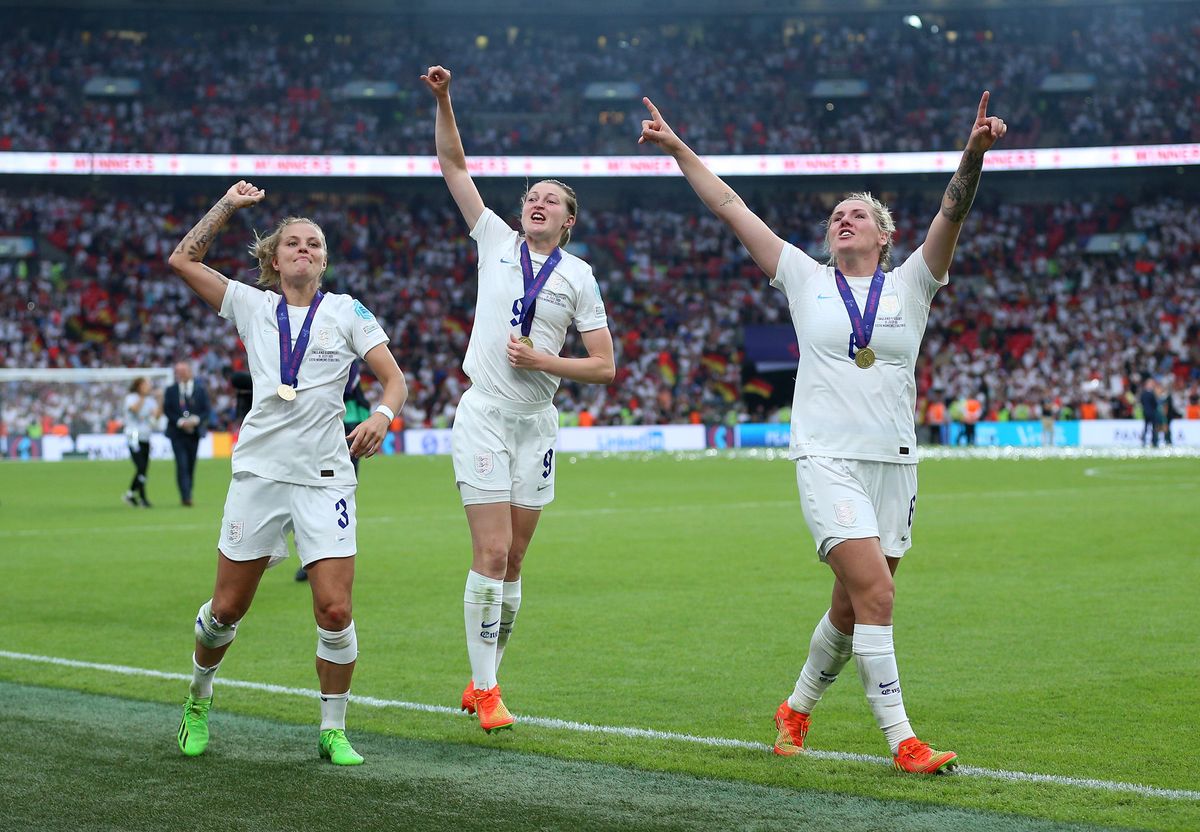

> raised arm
[167,181,265,311]
[639,97,786,279]
[922,91,1007,279]
[421,65,485,230]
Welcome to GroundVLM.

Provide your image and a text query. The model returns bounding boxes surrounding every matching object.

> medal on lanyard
[276,291,325,400]
[516,241,562,349]
[833,267,884,369]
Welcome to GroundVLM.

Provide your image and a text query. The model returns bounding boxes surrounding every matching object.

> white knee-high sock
[494,578,522,673]
[464,570,503,690]
[189,653,220,699]
[788,611,854,714]
[319,692,350,731]
[854,624,914,754]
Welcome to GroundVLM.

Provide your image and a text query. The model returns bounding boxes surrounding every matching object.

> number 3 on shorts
[542,449,554,479]
[334,498,350,529]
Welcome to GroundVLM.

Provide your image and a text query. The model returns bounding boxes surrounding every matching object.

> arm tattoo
[940,150,983,224]
[718,191,742,208]
[173,198,237,262]
[201,264,230,285]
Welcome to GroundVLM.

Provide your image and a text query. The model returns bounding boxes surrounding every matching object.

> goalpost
[0,367,176,461]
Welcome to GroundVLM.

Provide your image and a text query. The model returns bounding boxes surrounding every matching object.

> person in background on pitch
[640,91,1006,774]
[296,360,375,582]
[423,64,615,733]
[123,376,161,507]
[168,180,407,766]
[164,360,211,506]
[1140,378,1160,448]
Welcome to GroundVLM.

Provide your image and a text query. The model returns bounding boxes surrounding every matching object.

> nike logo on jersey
[816,293,836,300]
[537,484,551,491]
[500,258,516,265]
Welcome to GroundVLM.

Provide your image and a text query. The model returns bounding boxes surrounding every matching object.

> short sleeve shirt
[219,280,389,485]
[769,244,946,463]
[463,208,608,404]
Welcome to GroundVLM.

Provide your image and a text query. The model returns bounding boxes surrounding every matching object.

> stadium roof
[3,0,1182,13]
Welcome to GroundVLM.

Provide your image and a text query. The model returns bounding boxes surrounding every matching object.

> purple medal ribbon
[277,290,325,388]
[518,241,562,339]
[833,267,885,361]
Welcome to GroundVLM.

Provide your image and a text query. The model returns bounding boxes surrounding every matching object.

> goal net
[0,367,175,461]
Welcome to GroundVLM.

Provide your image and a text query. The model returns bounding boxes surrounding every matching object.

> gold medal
[518,336,534,348]
[854,346,876,369]
[277,383,297,401]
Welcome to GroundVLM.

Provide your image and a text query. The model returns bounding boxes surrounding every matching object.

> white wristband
[374,404,395,423]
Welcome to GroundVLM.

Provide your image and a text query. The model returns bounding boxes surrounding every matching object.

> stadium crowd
[1,3,1197,157]
[2,185,1198,442]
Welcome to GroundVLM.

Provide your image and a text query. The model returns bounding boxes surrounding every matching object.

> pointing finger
[976,90,990,123]
[642,96,662,120]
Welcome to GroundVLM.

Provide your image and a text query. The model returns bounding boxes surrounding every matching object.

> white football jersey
[123,392,157,440]
[770,243,946,463]
[219,280,389,485]
[464,209,608,404]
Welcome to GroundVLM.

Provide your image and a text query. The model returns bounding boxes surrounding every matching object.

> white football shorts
[217,471,357,567]
[794,455,918,561]
[451,386,558,509]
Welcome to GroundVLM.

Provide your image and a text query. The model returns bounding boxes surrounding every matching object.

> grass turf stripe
[2,648,1196,802]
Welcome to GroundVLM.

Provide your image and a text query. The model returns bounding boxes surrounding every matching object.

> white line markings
[1,649,1197,802]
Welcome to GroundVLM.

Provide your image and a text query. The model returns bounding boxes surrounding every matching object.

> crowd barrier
[5,420,1196,460]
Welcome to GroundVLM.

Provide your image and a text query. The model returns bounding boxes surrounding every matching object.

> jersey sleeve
[573,267,609,333]
[218,279,265,337]
[345,297,390,359]
[469,208,518,273]
[768,242,822,303]
[897,245,947,309]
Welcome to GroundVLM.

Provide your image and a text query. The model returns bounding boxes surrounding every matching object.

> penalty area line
[1,649,1197,802]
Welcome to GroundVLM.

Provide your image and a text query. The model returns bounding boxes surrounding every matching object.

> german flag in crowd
[712,380,738,402]
[658,351,678,385]
[700,352,729,374]
[742,378,774,398]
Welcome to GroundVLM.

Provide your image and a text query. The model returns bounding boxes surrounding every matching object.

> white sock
[788,611,854,714]
[853,624,914,755]
[189,653,219,699]
[495,578,523,673]
[464,570,503,690]
[319,691,349,731]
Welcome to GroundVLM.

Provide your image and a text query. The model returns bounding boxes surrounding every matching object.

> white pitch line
[2,650,1197,802]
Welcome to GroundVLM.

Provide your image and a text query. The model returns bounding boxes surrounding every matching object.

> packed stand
[1,4,1198,157]
[1,186,1198,442]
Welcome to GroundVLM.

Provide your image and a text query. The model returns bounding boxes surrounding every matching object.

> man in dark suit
[164,360,211,506]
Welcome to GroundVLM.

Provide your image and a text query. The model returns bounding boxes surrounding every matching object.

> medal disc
[277,384,297,401]
[518,336,534,348]
[854,346,876,369]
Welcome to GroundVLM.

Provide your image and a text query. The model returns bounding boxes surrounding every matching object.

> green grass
[1,453,1198,831]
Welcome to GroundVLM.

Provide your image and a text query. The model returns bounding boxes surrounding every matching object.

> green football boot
[318,728,364,766]
[177,694,212,757]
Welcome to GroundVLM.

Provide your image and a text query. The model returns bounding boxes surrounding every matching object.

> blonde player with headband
[421,65,615,733]
[640,93,1006,773]
[168,181,407,765]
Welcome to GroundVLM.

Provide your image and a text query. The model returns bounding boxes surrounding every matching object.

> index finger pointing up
[977,90,990,122]
[643,96,661,120]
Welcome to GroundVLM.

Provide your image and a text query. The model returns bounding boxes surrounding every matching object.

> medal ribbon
[833,267,885,361]
[518,241,562,339]
[277,291,325,388]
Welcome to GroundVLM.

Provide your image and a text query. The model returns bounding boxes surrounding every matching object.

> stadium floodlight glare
[904,14,923,29]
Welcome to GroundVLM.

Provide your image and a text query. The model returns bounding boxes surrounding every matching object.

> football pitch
[2,451,1198,831]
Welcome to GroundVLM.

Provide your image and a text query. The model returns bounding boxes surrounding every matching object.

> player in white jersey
[167,181,408,765]
[422,65,615,732]
[641,93,1006,773]
[122,376,161,508]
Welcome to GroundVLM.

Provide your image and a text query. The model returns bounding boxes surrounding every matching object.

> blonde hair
[823,191,895,269]
[521,179,578,247]
[249,217,327,288]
